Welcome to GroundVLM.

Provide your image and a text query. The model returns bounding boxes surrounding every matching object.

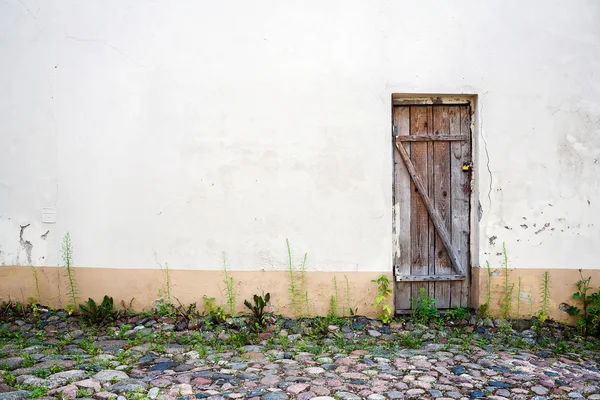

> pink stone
[298,392,316,400]
[287,383,310,394]
[93,393,118,400]
[326,379,343,387]
[335,358,357,366]
[413,360,432,368]
[193,377,213,386]
[244,352,265,360]
[49,384,77,399]
[310,386,330,396]
[341,372,368,380]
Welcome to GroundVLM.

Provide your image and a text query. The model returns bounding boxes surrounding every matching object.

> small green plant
[162,262,173,306]
[411,288,438,324]
[28,301,39,318]
[372,274,393,325]
[34,367,51,379]
[3,372,16,387]
[79,296,117,325]
[537,271,551,323]
[155,261,176,317]
[30,266,41,305]
[62,232,78,314]
[499,243,513,319]
[49,364,64,374]
[567,269,600,336]
[286,239,308,317]
[328,276,339,318]
[79,337,100,355]
[244,293,271,330]
[516,276,523,318]
[174,299,199,322]
[555,339,573,353]
[155,293,176,317]
[445,307,469,321]
[300,253,310,317]
[397,332,422,349]
[28,385,49,398]
[279,335,289,351]
[221,251,236,317]
[202,296,226,325]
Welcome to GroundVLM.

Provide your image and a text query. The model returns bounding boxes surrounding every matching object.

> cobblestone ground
[1,310,600,400]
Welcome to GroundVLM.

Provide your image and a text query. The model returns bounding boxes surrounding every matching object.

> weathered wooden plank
[393,106,412,311]
[426,107,435,298]
[395,274,465,282]
[392,96,472,106]
[396,135,468,142]
[433,106,452,308]
[409,106,431,299]
[394,141,465,276]
[450,105,472,307]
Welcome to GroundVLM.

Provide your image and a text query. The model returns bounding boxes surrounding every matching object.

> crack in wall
[19,224,33,265]
[479,93,493,209]
[64,32,148,69]
[15,0,41,33]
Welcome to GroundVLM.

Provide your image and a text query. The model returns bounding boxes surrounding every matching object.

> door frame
[391,94,480,313]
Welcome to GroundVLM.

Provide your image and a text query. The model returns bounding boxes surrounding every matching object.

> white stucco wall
[1,0,599,272]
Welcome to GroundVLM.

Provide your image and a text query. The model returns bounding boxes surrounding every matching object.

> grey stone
[47,370,88,387]
[263,393,288,400]
[0,391,31,400]
[335,392,361,400]
[147,387,160,399]
[406,389,425,398]
[0,358,24,371]
[107,379,148,394]
[531,386,549,395]
[386,391,404,399]
[93,370,129,382]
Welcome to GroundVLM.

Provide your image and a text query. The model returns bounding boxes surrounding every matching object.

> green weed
[411,288,438,325]
[537,271,551,323]
[499,243,513,319]
[372,274,393,325]
[62,232,78,314]
[222,251,236,317]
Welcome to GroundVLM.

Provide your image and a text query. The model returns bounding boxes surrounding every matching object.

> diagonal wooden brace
[394,141,465,276]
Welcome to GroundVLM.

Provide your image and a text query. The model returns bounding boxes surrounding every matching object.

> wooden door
[392,104,472,312]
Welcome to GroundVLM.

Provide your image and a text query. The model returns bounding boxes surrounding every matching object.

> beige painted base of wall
[471,267,598,324]
[1,266,594,322]
[0,266,391,318]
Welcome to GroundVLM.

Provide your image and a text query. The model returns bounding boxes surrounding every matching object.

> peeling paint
[534,223,551,235]
[18,224,33,265]
[519,291,531,300]
[559,303,571,313]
